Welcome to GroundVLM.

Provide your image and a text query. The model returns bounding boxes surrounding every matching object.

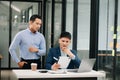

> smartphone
[39,70,48,73]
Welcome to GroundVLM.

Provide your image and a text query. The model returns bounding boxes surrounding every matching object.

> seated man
[45,32,81,70]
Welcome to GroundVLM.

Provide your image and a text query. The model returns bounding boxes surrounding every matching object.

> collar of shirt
[27,28,38,34]
[60,49,75,60]
[60,49,67,56]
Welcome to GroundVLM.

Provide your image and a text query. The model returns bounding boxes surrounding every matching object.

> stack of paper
[48,69,67,74]
[58,56,71,69]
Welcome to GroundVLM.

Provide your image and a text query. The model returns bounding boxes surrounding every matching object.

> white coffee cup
[31,63,37,71]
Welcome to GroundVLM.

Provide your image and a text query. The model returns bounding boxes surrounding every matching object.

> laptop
[67,58,96,73]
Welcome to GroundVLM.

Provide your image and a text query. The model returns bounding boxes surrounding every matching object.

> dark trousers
[21,58,41,69]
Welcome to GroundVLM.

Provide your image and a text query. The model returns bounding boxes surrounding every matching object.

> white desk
[12,69,106,80]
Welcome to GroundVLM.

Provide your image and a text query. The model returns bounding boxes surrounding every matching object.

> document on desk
[58,56,71,69]
[48,70,67,74]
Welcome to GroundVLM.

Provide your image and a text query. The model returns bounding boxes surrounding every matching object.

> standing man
[9,14,46,69]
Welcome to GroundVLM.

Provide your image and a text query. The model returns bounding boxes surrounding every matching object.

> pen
[53,57,59,63]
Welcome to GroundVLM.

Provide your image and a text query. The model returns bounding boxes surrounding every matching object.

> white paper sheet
[58,56,71,69]
[48,70,67,74]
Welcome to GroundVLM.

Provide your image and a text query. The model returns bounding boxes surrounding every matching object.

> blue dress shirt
[9,28,46,63]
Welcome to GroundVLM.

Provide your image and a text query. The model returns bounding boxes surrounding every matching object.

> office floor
[1,70,112,80]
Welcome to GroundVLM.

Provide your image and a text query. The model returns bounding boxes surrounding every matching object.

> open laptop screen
[67,58,96,73]
[78,58,96,72]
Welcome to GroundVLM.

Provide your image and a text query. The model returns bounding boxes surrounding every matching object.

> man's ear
[29,21,33,24]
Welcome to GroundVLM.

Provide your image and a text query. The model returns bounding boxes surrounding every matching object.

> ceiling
[0,1,33,13]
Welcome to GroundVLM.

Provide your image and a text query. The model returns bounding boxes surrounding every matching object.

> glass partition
[98,0,115,70]
[45,0,62,51]
[66,0,73,49]
[0,1,9,68]
[116,0,120,79]
[54,0,62,46]
[45,0,52,53]
[77,0,91,59]
[98,0,120,80]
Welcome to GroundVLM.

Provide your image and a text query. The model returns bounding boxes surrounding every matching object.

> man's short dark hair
[30,14,42,22]
[59,32,71,40]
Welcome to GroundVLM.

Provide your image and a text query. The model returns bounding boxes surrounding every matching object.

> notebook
[67,58,96,73]
[58,56,71,69]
